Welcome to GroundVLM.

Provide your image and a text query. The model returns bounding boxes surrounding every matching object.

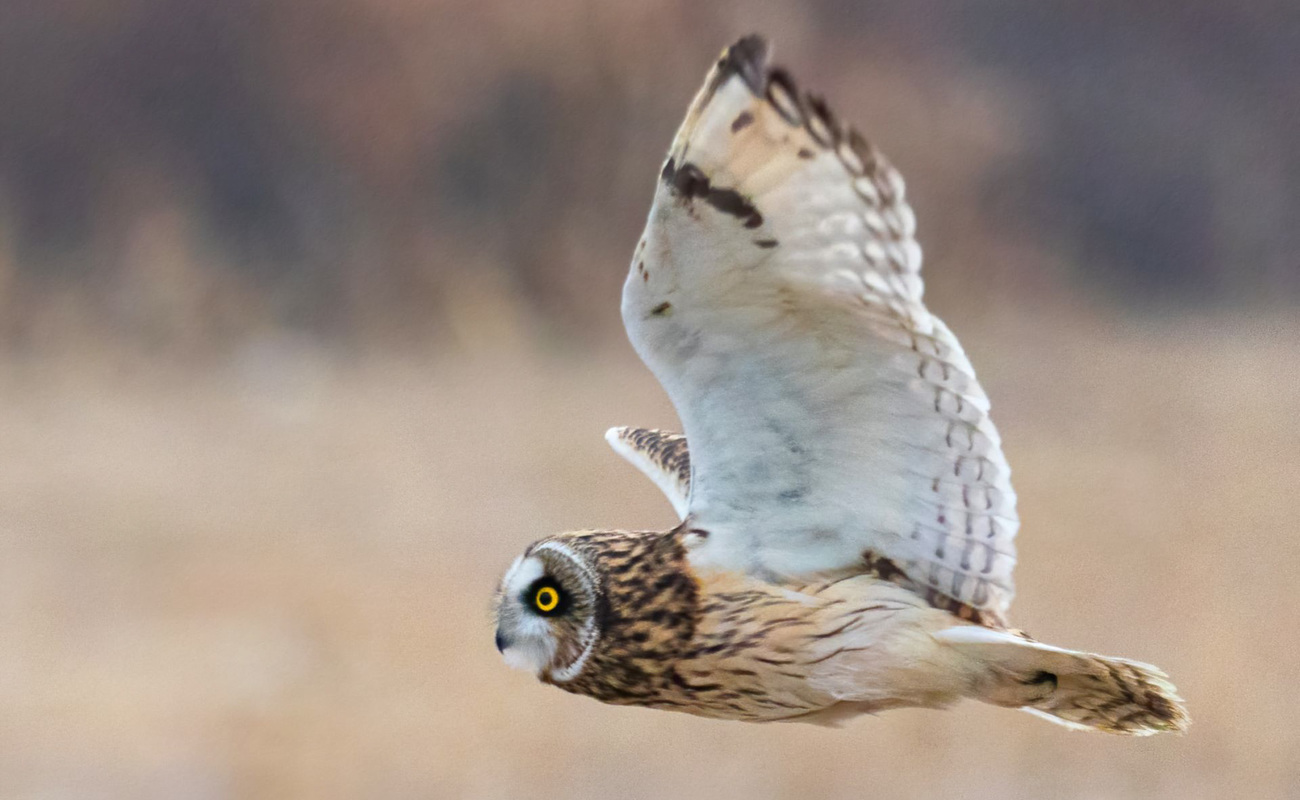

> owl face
[494,539,602,682]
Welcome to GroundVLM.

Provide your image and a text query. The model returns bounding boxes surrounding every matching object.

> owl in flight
[493,35,1187,735]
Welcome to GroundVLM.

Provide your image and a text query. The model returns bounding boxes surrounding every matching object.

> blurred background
[0,1,1297,797]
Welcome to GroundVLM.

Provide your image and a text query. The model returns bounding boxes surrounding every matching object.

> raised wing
[622,36,1018,624]
[605,427,691,519]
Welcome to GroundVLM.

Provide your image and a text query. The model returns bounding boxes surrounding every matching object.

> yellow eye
[534,585,560,613]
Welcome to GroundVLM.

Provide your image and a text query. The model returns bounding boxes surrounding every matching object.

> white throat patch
[496,542,601,681]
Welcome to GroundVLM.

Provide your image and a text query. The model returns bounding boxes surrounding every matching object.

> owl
[493,35,1187,734]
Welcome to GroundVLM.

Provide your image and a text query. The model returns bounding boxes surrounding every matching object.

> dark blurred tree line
[0,0,1295,349]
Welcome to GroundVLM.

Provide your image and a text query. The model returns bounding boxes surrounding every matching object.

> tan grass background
[2,308,1296,798]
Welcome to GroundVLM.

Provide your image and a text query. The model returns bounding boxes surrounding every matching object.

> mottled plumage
[494,35,1187,736]
[605,428,691,519]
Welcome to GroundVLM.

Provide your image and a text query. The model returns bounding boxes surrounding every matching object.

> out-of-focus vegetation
[0,1,1295,351]
[2,3,1298,798]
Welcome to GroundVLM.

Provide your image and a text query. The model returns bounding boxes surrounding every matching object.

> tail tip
[1139,688,1191,735]
[1052,662,1191,736]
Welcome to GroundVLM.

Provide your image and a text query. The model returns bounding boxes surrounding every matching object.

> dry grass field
[1,309,1297,798]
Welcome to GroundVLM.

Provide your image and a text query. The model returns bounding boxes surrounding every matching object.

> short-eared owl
[494,35,1187,734]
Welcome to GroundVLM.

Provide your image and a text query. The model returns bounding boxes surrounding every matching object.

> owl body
[502,529,977,723]
[493,35,1187,735]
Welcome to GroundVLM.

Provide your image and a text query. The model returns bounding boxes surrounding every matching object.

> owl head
[494,538,604,682]
[494,530,700,694]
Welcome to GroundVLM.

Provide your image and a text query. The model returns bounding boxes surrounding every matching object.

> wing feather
[622,36,1019,623]
[605,427,691,519]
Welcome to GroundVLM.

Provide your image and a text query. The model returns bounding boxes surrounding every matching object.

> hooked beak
[495,628,511,653]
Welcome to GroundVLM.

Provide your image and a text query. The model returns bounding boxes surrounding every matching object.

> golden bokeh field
[1,309,1296,798]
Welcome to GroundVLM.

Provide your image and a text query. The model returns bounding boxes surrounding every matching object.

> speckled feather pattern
[606,427,691,518]
[536,529,967,722]
[617,429,690,490]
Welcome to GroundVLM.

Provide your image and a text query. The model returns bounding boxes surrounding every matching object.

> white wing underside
[620,37,1019,622]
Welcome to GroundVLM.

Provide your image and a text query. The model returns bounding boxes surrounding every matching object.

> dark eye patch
[524,576,569,616]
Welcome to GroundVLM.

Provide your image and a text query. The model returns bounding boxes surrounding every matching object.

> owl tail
[934,626,1189,736]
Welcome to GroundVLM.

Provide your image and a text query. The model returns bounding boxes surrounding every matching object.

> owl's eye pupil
[533,585,561,613]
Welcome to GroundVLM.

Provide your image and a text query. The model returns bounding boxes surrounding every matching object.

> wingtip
[674,34,888,203]
[604,426,629,446]
[719,34,770,94]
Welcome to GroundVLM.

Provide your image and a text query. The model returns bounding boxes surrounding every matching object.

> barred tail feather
[935,626,1189,736]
